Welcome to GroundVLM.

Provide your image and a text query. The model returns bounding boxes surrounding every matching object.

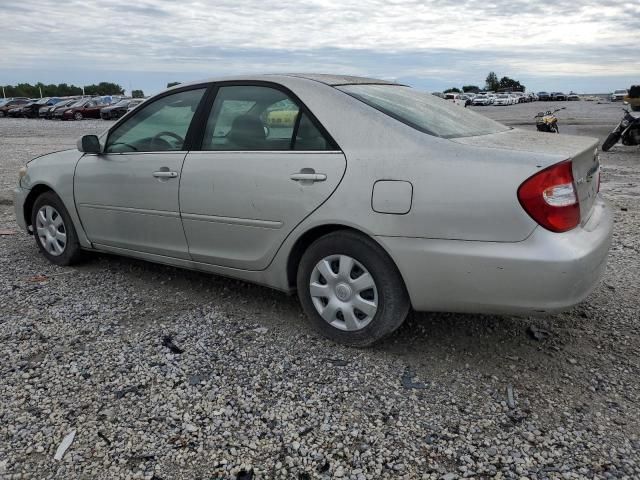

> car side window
[202,85,333,151]
[293,113,330,151]
[105,88,206,153]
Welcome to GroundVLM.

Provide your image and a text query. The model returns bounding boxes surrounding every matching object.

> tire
[31,191,84,266]
[74,112,83,121]
[296,230,410,347]
[601,131,621,152]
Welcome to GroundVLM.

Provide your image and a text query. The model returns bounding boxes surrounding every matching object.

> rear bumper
[377,197,613,314]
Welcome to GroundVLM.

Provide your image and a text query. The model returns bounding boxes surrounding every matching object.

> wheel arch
[23,184,56,230]
[285,223,409,293]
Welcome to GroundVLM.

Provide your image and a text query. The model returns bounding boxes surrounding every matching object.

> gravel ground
[0,103,638,479]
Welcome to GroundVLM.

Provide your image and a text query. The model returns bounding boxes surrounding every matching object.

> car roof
[282,73,400,86]
[177,73,402,89]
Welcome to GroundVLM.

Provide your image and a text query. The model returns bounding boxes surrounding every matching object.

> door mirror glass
[77,135,101,153]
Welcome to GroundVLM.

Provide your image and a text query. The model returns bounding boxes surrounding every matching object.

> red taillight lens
[517,160,580,233]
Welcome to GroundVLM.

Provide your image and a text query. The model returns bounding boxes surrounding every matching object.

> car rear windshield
[337,84,509,139]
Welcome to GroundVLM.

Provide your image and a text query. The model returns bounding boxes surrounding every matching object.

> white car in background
[611,89,628,102]
[494,94,512,106]
[472,95,491,106]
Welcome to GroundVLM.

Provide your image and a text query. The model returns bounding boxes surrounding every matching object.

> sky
[2,0,639,96]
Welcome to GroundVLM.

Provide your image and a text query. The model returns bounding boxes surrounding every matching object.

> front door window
[105,88,206,153]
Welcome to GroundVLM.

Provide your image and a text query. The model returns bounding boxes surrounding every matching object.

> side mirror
[77,135,101,154]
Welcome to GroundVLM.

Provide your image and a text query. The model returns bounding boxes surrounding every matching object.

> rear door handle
[290,173,327,182]
[153,170,178,178]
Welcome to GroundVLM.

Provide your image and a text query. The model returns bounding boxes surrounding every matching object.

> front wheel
[297,231,410,347]
[601,131,621,151]
[31,191,84,266]
[74,112,83,121]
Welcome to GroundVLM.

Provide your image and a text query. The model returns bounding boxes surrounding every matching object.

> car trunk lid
[451,128,600,223]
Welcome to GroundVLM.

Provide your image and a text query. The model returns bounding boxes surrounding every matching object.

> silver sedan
[14,74,613,346]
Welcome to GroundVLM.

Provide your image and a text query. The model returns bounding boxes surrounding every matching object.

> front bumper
[14,186,29,232]
[377,197,613,315]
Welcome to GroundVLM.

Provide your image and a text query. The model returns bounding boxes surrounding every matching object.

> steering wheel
[150,131,184,150]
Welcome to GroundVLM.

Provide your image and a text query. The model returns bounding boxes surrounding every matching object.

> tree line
[2,82,127,98]
[443,72,526,94]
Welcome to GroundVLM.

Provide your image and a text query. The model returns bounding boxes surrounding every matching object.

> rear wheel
[31,191,84,266]
[602,131,621,151]
[297,230,410,347]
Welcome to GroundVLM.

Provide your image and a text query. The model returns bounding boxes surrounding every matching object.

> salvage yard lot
[0,101,639,479]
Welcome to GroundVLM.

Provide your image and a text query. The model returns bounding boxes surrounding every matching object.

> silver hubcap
[310,254,378,331]
[35,205,66,256]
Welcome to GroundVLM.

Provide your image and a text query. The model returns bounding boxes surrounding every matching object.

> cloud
[1,0,638,93]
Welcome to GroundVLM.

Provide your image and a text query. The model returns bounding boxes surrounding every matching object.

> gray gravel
[0,104,639,479]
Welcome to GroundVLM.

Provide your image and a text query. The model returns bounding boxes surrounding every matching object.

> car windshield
[112,100,130,107]
[615,90,627,94]
[337,84,509,139]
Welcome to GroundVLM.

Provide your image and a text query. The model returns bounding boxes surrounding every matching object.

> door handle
[290,172,327,182]
[153,170,178,178]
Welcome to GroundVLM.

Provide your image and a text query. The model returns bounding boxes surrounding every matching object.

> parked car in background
[100,98,138,120]
[528,93,538,102]
[537,92,550,101]
[40,98,80,119]
[459,94,473,107]
[611,89,628,102]
[0,98,30,117]
[14,73,611,346]
[472,94,491,106]
[7,100,39,117]
[494,94,512,106]
[550,92,567,101]
[59,98,106,120]
[567,93,580,101]
[22,97,63,118]
[513,92,526,103]
[126,98,145,112]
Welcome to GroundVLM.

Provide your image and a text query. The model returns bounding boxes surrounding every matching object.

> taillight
[517,160,580,233]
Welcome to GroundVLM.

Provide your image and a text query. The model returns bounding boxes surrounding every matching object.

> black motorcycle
[601,108,640,151]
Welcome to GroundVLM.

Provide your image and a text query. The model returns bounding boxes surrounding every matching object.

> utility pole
[2,86,5,99]
[39,86,43,98]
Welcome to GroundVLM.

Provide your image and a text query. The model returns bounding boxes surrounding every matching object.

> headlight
[65,110,72,114]
[18,166,28,186]
[621,119,630,127]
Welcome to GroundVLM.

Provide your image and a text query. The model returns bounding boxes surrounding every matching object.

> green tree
[131,90,145,98]
[84,82,125,96]
[485,72,499,91]
[462,85,480,93]
[498,76,525,92]
[443,87,461,93]
[2,81,124,98]
[167,82,181,88]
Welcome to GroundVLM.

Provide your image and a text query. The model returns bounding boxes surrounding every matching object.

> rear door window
[202,85,334,151]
